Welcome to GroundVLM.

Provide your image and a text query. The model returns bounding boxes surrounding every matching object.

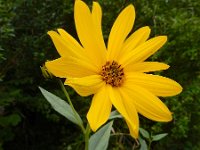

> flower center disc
[100,61,124,87]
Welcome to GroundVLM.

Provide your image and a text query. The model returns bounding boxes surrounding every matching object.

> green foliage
[139,128,168,150]
[39,86,83,126]
[89,121,113,150]
[139,137,148,150]
[0,114,21,127]
[139,128,150,139]
[0,0,15,79]
[0,0,200,149]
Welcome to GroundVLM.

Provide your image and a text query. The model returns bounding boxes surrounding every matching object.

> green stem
[58,79,85,133]
[58,80,91,149]
[148,139,152,150]
[84,123,91,150]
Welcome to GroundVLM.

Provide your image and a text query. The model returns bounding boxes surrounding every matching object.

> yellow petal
[45,57,98,78]
[126,72,182,97]
[124,62,169,73]
[118,26,151,60]
[125,119,139,139]
[87,85,112,131]
[92,2,107,54]
[109,86,139,138]
[107,4,135,61]
[120,89,139,139]
[57,28,84,53]
[74,0,106,67]
[120,36,167,66]
[65,75,105,96]
[47,31,84,58]
[122,83,172,122]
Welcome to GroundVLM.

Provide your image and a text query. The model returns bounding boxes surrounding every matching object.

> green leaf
[152,133,168,141]
[139,128,150,139]
[109,110,122,120]
[89,121,113,150]
[0,114,21,127]
[139,137,148,150]
[39,86,82,126]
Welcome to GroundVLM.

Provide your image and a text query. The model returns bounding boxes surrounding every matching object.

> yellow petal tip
[75,0,86,6]
[162,110,173,122]
[160,35,168,42]
[93,1,99,5]
[143,26,151,33]
[176,83,183,94]
[126,4,135,15]
[166,64,170,69]
[47,30,54,35]
[86,115,98,132]
[47,30,59,38]
[57,28,64,32]
[127,4,135,10]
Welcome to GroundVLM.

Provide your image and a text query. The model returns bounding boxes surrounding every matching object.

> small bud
[40,65,53,79]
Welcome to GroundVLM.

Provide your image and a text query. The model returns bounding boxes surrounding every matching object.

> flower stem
[58,79,85,133]
[148,139,152,150]
[84,123,91,150]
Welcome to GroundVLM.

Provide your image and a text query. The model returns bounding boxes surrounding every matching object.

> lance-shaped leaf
[39,86,83,126]
[139,128,150,139]
[109,110,122,120]
[89,121,113,150]
[152,133,168,141]
[139,137,148,150]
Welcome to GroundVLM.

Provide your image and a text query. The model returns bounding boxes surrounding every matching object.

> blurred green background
[0,0,200,149]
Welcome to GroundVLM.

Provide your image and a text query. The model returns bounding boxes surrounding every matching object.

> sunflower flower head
[45,0,182,138]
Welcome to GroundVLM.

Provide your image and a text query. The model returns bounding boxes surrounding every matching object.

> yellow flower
[45,0,182,138]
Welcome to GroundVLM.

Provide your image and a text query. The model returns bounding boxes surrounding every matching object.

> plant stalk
[84,123,91,150]
[58,79,85,133]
